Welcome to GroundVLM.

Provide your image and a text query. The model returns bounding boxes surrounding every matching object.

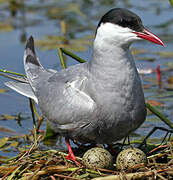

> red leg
[65,138,80,165]
[107,144,117,155]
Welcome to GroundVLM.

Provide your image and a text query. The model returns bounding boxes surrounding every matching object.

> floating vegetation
[0,0,7,4]
[0,21,13,32]
[0,114,17,120]
[0,113,24,123]
[46,3,86,20]
[0,133,30,154]
[157,51,173,58]
[131,48,148,56]
[0,127,16,135]
[0,88,7,94]
[36,34,94,51]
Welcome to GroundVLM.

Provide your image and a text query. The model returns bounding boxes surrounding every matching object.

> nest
[0,132,173,180]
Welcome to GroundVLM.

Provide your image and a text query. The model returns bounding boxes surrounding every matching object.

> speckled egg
[116,147,147,170]
[82,147,113,169]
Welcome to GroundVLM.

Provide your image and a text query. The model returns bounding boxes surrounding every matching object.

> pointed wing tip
[5,81,38,104]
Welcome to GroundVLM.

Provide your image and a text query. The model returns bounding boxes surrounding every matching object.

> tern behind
[5,8,164,164]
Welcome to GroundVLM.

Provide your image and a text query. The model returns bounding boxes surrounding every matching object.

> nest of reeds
[0,131,172,180]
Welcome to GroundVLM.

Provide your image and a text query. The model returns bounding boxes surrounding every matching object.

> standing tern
[5,8,164,164]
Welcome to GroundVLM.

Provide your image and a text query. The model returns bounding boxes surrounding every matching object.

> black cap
[97,8,144,32]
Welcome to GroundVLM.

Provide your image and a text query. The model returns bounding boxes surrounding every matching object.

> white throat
[88,22,140,91]
[89,23,137,70]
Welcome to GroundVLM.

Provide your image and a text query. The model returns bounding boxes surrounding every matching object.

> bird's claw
[66,153,81,166]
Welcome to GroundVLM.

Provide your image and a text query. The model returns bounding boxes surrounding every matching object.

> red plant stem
[156,65,162,88]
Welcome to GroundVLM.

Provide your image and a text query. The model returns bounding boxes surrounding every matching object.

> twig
[28,167,41,180]
[18,135,42,161]
[50,176,56,180]
[155,172,167,180]
[54,173,81,180]
[149,144,169,154]
[2,165,22,180]
[147,149,172,160]
[30,99,40,119]
[93,171,155,180]
[1,166,18,180]
[36,116,44,133]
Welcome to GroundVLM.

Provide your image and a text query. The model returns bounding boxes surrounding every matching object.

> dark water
[0,0,173,156]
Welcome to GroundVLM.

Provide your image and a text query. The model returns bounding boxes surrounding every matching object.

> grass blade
[169,0,173,7]
[146,103,173,129]
[61,48,86,63]
[58,48,66,69]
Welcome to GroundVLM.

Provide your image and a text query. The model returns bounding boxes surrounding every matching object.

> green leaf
[61,48,86,63]
[169,0,173,7]
[0,137,9,148]
[146,103,173,129]
[0,69,25,77]
[77,173,90,178]
[146,117,161,122]
[43,121,58,146]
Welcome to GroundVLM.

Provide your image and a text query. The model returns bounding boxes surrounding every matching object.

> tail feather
[24,36,41,67]
[25,36,37,59]
[24,36,45,90]
[4,36,43,104]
